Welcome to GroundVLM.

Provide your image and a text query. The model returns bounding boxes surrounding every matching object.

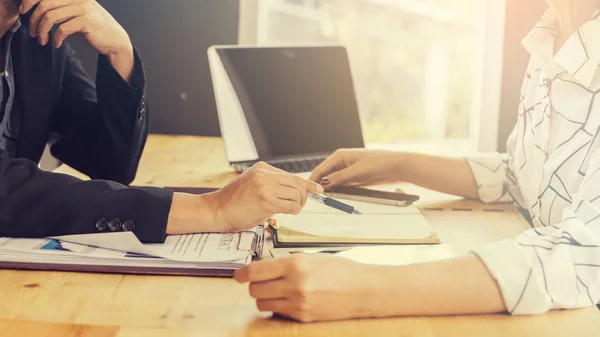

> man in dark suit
[0,0,322,242]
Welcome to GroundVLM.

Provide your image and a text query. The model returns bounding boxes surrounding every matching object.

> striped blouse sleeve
[466,153,515,203]
[473,148,600,314]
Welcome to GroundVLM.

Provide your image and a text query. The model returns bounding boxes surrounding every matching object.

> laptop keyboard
[268,158,325,173]
[236,156,328,173]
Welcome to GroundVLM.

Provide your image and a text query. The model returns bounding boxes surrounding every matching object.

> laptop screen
[210,46,364,163]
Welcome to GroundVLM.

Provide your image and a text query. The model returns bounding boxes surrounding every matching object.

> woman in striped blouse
[234,0,600,322]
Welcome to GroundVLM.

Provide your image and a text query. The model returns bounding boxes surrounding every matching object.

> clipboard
[0,228,265,278]
[244,225,265,259]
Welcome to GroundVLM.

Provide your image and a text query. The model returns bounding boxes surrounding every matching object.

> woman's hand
[235,253,507,322]
[310,149,479,199]
[234,254,382,322]
[309,149,405,189]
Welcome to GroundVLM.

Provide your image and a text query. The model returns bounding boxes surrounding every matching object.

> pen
[308,193,362,215]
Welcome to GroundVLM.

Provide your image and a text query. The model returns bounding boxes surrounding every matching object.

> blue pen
[308,193,362,215]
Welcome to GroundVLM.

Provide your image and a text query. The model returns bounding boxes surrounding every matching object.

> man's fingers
[53,16,86,49]
[253,161,284,173]
[234,259,288,283]
[20,0,42,14]
[252,163,326,196]
[274,199,303,215]
[252,163,324,207]
[248,279,289,300]
[276,186,302,204]
[256,298,294,315]
[36,5,84,45]
[29,0,73,37]
[304,179,324,195]
[275,175,322,207]
[253,162,323,193]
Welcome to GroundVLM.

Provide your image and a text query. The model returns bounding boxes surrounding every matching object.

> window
[240,0,505,152]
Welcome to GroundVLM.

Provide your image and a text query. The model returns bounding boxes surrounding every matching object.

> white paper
[145,233,251,262]
[0,232,257,272]
[53,231,256,262]
[0,237,139,259]
[336,245,456,266]
[275,213,433,239]
[52,232,157,256]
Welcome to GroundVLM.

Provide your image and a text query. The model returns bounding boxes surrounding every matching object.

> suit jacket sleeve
[50,43,148,184]
[0,149,172,243]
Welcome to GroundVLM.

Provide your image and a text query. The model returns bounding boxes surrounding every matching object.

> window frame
[238,0,507,153]
[470,0,507,153]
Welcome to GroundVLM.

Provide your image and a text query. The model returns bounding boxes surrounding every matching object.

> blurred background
[69,0,548,153]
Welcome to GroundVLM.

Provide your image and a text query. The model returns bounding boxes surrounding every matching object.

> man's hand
[166,162,324,235]
[234,254,380,322]
[21,0,134,82]
[210,162,323,232]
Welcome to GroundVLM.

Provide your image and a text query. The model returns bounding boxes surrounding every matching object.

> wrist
[166,192,220,235]
[202,191,229,232]
[106,41,133,63]
[354,264,400,318]
[357,264,420,318]
[389,152,413,182]
[105,40,135,83]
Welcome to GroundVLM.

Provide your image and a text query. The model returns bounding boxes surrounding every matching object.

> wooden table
[1,134,598,337]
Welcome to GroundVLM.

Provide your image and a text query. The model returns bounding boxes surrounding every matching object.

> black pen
[308,193,362,215]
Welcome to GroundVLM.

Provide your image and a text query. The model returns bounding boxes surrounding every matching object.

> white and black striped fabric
[467,8,600,314]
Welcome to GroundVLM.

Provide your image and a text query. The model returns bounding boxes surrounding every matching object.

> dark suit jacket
[0,21,173,243]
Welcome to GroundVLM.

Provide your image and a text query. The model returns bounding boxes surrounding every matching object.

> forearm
[54,44,147,183]
[397,152,479,199]
[362,254,505,317]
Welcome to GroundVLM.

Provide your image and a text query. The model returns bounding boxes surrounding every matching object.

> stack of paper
[0,227,264,277]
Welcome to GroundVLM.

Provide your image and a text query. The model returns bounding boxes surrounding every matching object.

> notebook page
[276,214,432,240]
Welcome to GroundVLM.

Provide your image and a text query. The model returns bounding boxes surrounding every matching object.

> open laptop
[208,45,365,173]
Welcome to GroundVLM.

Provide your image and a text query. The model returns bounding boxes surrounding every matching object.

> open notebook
[272,198,440,248]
